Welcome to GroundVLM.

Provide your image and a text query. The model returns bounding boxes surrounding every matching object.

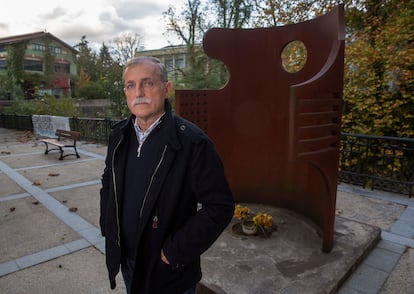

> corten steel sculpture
[175,5,345,252]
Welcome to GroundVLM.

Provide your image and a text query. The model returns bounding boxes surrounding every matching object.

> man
[100,56,234,294]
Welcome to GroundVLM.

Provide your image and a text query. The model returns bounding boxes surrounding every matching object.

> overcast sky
[0,0,187,51]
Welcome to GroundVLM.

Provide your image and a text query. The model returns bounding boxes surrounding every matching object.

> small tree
[74,36,99,82]
[163,0,249,90]
[97,42,125,118]
[110,32,144,66]
[4,43,26,99]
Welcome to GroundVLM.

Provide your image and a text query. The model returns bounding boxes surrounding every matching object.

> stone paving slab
[336,190,405,231]
[381,231,414,249]
[50,184,102,228]
[389,215,414,238]
[1,151,74,169]
[363,247,401,272]
[342,263,389,294]
[0,129,34,145]
[19,159,104,189]
[0,196,80,263]
[380,248,414,293]
[377,239,406,255]
[80,144,108,156]
[0,143,44,155]
[0,173,25,196]
[0,247,126,294]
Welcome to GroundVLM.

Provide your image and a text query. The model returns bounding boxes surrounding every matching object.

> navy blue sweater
[122,125,163,258]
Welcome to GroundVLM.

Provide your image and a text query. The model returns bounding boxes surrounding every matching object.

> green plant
[3,96,35,114]
[4,95,79,117]
[77,81,106,99]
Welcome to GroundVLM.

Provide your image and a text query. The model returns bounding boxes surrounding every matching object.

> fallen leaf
[69,207,78,212]
[48,173,60,177]
[1,151,11,155]
[33,181,41,186]
[10,207,16,212]
[335,209,342,215]
[32,201,40,205]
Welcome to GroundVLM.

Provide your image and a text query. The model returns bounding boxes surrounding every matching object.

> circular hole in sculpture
[281,40,307,73]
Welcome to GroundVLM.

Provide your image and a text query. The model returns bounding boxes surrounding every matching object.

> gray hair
[122,56,168,82]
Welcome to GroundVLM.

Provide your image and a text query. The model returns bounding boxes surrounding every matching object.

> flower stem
[259,225,269,238]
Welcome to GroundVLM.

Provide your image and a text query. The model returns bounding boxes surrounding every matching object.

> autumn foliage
[342,0,414,137]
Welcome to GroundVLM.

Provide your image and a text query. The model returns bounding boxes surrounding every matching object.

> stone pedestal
[198,204,380,294]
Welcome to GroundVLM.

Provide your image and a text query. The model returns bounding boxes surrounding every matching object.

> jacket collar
[119,99,181,151]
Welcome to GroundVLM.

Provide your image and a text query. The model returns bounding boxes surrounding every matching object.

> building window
[23,59,43,71]
[49,46,62,54]
[176,55,186,69]
[0,46,6,53]
[54,63,70,73]
[0,59,7,70]
[31,44,62,54]
[165,58,174,73]
[32,43,46,51]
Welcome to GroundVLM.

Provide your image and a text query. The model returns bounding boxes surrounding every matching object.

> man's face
[123,61,171,125]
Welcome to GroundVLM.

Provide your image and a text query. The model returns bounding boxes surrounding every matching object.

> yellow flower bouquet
[234,204,275,237]
[234,204,250,220]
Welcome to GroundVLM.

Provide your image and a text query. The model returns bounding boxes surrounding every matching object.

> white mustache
[132,98,151,106]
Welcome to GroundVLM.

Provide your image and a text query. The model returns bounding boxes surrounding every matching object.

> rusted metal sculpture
[176,5,345,252]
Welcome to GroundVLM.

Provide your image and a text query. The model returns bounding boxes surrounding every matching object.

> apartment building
[0,31,78,99]
[135,45,188,84]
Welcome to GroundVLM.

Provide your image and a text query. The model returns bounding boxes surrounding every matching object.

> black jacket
[100,100,234,293]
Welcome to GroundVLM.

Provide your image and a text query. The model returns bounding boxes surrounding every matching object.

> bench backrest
[56,129,80,141]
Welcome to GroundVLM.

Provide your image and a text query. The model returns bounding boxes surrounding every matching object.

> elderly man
[100,56,234,294]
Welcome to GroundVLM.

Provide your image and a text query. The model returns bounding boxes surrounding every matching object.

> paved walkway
[336,184,414,294]
[0,128,413,293]
[0,128,126,293]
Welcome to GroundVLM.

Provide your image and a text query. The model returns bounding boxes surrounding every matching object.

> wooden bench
[41,129,81,160]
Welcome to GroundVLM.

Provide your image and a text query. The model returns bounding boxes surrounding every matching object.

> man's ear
[165,81,172,96]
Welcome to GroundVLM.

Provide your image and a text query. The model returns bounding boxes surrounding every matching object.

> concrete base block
[199,204,380,294]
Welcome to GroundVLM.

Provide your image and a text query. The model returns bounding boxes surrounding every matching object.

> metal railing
[340,133,414,197]
[70,117,120,143]
[0,113,33,131]
[1,113,413,197]
[0,113,120,144]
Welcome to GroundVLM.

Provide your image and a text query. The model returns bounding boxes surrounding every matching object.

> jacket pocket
[153,257,184,289]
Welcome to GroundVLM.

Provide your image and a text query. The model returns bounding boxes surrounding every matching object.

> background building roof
[0,31,78,54]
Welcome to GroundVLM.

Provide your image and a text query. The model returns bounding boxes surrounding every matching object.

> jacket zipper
[112,135,123,247]
[139,145,168,218]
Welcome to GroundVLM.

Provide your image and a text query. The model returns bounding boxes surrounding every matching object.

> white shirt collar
[133,114,164,157]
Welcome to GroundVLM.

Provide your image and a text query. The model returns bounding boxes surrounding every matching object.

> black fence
[0,114,119,144]
[70,117,120,143]
[340,133,414,197]
[0,113,34,131]
[1,113,413,197]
